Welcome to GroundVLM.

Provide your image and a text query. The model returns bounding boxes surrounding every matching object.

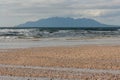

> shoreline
[0,45,120,70]
[1,37,120,49]
[0,38,120,79]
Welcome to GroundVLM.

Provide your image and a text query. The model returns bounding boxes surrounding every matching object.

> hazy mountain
[17,17,113,27]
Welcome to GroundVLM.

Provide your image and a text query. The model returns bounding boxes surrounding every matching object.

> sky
[0,0,120,27]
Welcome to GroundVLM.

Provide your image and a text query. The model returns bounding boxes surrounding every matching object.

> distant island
[17,17,115,27]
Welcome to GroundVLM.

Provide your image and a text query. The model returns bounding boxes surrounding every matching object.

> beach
[1,0,120,79]
[0,38,120,80]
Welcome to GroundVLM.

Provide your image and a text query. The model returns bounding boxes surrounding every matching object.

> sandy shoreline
[0,45,120,79]
[0,38,120,79]
[0,45,120,70]
[1,37,120,49]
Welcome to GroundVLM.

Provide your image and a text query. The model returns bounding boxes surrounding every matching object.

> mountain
[17,17,113,27]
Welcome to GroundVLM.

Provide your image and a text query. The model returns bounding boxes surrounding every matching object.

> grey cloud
[0,0,120,26]
[97,10,120,18]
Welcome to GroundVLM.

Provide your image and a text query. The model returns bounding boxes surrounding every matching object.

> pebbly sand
[0,38,120,79]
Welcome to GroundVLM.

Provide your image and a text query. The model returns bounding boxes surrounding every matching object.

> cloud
[0,0,120,26]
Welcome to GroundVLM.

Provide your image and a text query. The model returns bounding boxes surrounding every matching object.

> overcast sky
[0,0,120,27]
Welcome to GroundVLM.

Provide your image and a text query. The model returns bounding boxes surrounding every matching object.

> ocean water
[0,27,120,40]
[0,27,120,49]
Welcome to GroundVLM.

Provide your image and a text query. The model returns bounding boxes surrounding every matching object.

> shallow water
[0,38,120,49]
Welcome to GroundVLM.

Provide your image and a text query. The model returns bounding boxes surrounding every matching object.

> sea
[0,27,120,40]
[1,27,120,49]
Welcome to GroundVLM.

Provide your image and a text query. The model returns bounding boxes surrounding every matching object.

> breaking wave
[0,27,120,39]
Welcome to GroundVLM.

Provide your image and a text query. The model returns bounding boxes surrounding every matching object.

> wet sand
[0,45,120,79]
[1,37,120,49]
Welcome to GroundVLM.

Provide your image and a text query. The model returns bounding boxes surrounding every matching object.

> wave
[0,28,120,39]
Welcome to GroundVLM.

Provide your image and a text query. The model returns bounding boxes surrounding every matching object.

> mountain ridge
[17,17,114,27]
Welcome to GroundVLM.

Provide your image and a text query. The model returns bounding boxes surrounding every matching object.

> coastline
[1,37,120,49]
[0,38,120,79]
[0,45,120,70]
